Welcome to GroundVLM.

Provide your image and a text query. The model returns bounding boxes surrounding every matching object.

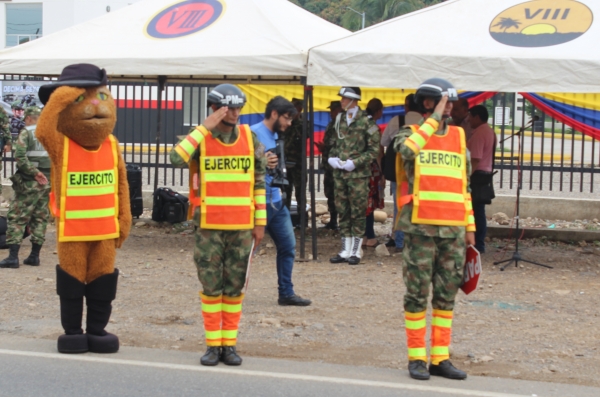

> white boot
[330,237,352,263]
[348,237,362,265]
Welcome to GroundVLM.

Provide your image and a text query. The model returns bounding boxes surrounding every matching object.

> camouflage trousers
[284,162,306,210]
[402,233,465,313]
[334,175,369,237]
[323,167,336,214]
[194,228,253,297]
[6,182,50,245]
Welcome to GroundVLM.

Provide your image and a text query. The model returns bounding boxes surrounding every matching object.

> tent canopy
[307,0,600,92]
[0,0,349,83]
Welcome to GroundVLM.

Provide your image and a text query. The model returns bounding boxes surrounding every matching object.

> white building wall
[0,0,142,48]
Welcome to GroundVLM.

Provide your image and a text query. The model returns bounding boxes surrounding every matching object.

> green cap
[11,101,23,110]
[24,106,41,117]
[327,100,341,110]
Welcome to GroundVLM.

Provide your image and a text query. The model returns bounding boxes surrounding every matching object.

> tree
[341,0,444,31]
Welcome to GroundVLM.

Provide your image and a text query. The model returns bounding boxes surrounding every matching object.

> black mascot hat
[39,63,108,105]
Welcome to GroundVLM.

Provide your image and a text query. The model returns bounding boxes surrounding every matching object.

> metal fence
[1,79,598,197]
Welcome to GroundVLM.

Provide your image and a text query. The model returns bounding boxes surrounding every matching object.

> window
[6,3,43,47]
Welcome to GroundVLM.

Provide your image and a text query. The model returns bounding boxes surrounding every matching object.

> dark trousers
[365,213,375,239]
[473,202,487,253]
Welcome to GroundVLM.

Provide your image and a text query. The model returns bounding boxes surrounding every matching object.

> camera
[267,139,294,193]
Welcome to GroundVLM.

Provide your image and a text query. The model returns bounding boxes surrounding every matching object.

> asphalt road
[0,335,599,397]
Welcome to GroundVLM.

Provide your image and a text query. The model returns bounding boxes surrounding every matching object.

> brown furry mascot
[37,64,131,354]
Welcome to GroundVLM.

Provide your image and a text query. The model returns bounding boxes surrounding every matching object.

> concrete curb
[486,225,600,243]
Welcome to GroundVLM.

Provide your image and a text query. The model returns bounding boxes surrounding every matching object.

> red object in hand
[461,245,482,295]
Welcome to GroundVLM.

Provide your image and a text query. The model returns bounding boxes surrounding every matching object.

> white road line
[0,348,529,397]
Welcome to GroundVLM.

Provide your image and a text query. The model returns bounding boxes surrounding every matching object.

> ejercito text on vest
[203,156,252,172]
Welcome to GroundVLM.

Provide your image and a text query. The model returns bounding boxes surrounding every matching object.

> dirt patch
[1,220,599,387]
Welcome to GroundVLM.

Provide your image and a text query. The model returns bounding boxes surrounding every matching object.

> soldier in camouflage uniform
[316,100,342,230]
[10,101,25,141]
[283,98,305,218]
[328,87,379,265]
[0,107,12,199]
[392,79,475,381]
[170,84,266,367]
[0,106,49,269]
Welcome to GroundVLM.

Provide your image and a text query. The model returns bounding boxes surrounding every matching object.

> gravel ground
[1,216,599,387]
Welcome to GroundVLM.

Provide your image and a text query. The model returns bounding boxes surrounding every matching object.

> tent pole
[153,75,167,193]
[298,81,309,260]
[308,86,318,260]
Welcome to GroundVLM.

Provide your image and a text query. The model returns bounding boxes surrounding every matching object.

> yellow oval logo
[489,0,593,47]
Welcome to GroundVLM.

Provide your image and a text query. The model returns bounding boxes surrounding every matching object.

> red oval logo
[146,0,224,39]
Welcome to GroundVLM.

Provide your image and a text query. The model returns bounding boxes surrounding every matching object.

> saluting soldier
[10,101,25,141]
[393,78,474,381]
[170,84,267,367]
[0,107,12,200]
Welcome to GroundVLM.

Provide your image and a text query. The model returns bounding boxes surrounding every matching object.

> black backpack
[151,188,189,224]
[383,138,398,182]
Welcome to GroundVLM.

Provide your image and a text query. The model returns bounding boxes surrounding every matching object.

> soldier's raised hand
[201,106,229,131]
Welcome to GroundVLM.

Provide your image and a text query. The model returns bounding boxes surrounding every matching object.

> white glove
[328,157,342,169]
[343,159,356,172]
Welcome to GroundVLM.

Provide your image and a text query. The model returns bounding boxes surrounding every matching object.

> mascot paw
[88,332,120,353]
[57,334,89,354]
[51,86,87,109]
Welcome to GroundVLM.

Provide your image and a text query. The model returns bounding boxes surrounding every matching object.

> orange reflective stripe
[199,125,256,230]
[58,136,119,242]
[412,126,470,226]
[222,294,244,346]
[405,311,427,361]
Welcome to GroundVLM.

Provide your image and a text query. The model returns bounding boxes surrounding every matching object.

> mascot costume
[37,64,131,354]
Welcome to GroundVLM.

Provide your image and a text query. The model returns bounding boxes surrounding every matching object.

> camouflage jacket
[14,126,51,181]
[393,113,473,238]
[330,108,379,179]
[0,110,12,154]
[283,118,304,166]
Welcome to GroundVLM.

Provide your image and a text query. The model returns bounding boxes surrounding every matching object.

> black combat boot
[408,360,430,380]
[0,244,20,268]
[85,269,120,353]
[200,347,221,366]
[324,211,338,230]
[220,346,243,366]
[56,265,88,353]
[23,243,42,266]
[429,360,467,380]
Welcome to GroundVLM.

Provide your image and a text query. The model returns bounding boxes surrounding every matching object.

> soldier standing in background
[0,106,49,269]
[316,100,342,230]
[328,87,379,265]
[283,98,305,219]
[10,101,25,141]
[0,107,12,201]
[170,84,267,367]
[393,78,474,381]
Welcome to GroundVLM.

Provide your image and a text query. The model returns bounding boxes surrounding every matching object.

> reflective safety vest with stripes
[51,135,120,242]
[191,124,257,230]
[23,126,51,177]
[398,125,472,226]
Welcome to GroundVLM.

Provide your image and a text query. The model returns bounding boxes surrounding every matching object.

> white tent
[0,0,349,82]
[307,0,600,92]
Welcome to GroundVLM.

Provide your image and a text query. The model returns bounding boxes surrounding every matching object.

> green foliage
[289,0,445,30]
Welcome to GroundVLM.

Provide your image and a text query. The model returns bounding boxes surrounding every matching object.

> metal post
[347,7,365,30]
[308,86,318,260]
[153,75,167,192]
[298,81,309,260]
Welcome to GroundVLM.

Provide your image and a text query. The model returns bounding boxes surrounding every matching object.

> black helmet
[338,87,361,101]
[414,78,458,113]
[207,84,246,108]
